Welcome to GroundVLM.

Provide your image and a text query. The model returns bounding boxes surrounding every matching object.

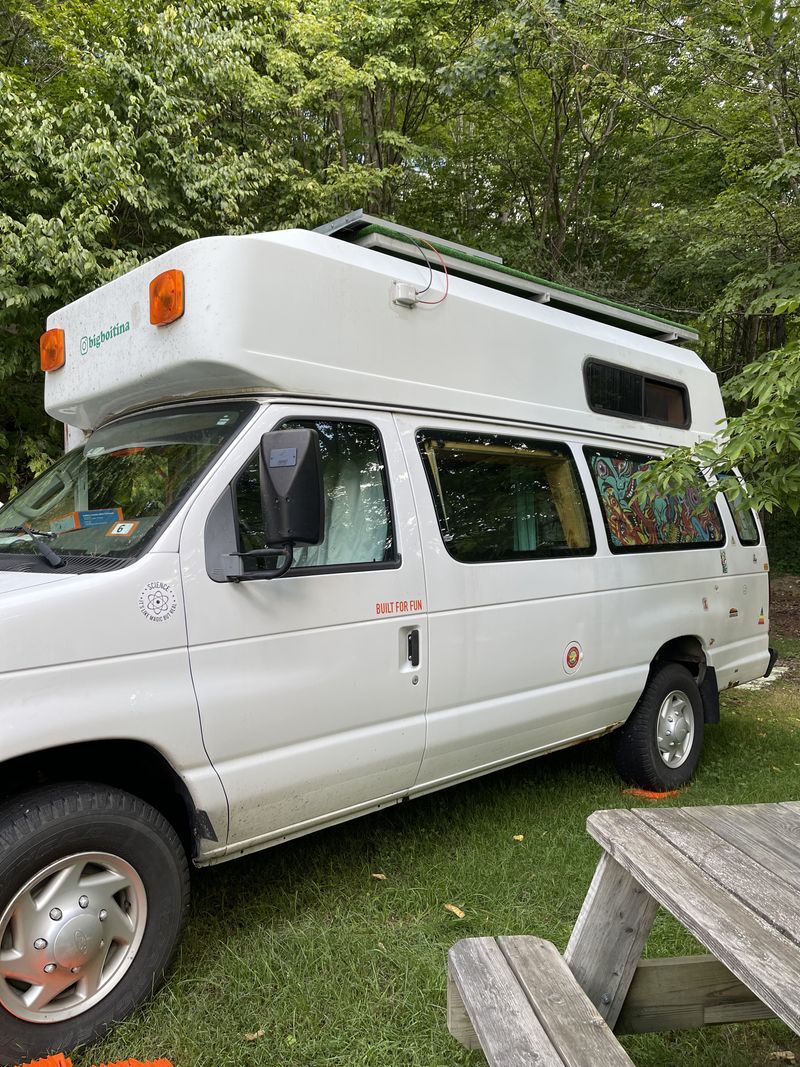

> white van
[0,212,774,1061]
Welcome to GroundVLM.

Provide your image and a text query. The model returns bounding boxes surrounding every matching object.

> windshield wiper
[0,527,65,568]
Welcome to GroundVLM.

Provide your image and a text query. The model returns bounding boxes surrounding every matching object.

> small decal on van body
[139,581,178,622]
[79,320,131,355]
[563,642,583,675]
[375,599,424,616]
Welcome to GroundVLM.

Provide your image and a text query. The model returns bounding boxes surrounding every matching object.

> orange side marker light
[40,328,66,372]
[149,269,184,326]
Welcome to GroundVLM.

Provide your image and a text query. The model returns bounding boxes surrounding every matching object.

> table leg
[564,851,659,1027]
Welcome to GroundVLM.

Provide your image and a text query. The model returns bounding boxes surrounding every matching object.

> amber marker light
[149,269,185,326]
[40,328,66,372]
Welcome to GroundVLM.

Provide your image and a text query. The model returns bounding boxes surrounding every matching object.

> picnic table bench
[448,801,800,1065]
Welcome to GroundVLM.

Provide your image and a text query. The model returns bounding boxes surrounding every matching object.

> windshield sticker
[138,581,178,623]
[108,521,139,537]
[52,508,123,533]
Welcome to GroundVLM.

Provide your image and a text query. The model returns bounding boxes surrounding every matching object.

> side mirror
[260,428,324,547]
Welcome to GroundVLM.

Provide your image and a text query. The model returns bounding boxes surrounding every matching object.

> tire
[612,662,705,791]
[0,783,190,1064]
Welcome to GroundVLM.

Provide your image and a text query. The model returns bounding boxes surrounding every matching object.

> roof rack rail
[315,210,698,346]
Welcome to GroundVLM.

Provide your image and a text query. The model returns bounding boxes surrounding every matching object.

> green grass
[77,656,800,1067]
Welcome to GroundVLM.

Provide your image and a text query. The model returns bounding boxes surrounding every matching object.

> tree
[2,0,799,518]
[0,0,463,491]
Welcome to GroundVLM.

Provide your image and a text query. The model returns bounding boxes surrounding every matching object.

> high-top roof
[44,227,721,440]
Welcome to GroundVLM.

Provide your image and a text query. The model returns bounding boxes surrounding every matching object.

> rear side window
[417,430,594,563]
[718,472,760,546]
[586,449,724,551]
[585,360,689,428]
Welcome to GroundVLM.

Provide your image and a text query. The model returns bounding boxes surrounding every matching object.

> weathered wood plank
[563,851,659,1027]
[688,804,800,903]
[499,937,635,1067]
[448,937,564,1065]
[615,955,775,1034]
[586,808,800,1033]
[634,807,800,944]
[447,969,481,1050]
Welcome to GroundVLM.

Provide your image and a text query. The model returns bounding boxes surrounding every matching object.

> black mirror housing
[259,429,324,546]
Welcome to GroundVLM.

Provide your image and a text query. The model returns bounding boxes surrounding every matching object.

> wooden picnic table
[565,801,800,1035]
[448,801,800,1064]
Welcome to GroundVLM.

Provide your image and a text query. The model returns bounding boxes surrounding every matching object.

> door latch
[407,628,420,668]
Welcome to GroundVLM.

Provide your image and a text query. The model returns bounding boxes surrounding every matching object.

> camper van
[0,212,774,1060]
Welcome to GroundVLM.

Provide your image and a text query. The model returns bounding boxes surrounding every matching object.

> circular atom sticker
[138,581,178,623]
[562,641,583,676]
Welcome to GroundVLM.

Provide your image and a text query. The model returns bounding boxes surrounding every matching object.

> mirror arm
[222,543,294,582]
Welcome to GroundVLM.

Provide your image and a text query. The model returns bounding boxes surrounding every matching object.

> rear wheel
[0,783,189,1064]
[612,663,705,791]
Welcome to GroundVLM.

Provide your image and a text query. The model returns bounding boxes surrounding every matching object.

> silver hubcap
[656,690,695,768]
[0,852,147,1023]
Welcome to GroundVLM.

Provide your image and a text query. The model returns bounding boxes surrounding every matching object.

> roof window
[585,360,689,428]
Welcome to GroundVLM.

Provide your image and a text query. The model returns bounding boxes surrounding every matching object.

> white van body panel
[179,403,429,854]
[0,555,229,845]
[395,414,770,788]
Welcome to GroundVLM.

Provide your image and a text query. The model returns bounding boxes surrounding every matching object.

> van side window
[235,420,395,573]
[417,430,594,562]
[586,449,725,551]
[585,360,689,428]
[717,472,760,546]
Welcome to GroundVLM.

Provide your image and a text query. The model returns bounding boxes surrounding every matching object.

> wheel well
[652,635,719,724]
[0,741,200,858]
[652,635,707,680]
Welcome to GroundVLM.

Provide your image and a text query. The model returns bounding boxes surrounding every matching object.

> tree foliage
[1,0,799,511]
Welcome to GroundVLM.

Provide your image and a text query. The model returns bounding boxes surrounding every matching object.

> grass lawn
[78,633,800,1067]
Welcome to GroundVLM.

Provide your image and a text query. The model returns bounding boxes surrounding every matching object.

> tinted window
[235,420,394,574]
[418,430,593,563]
[585,360,689,428]
[586,449,724,551]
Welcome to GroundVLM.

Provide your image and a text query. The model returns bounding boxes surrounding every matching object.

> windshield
[0,402,255,571]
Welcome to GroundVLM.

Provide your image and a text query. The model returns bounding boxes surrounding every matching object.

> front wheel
[612,662,705,791]
[0,784,189,1064]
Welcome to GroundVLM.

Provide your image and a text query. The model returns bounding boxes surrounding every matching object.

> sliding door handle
[407,628,420,668]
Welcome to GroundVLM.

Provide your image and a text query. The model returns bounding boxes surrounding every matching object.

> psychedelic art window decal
[586,449,725,552]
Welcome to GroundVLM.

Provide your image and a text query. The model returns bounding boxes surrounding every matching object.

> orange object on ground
[16,1057,173,1067]
[92,1061,174,1067]
[623,787,680,800]
[15,1057,72,1067]
[93,1061,174,1067]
